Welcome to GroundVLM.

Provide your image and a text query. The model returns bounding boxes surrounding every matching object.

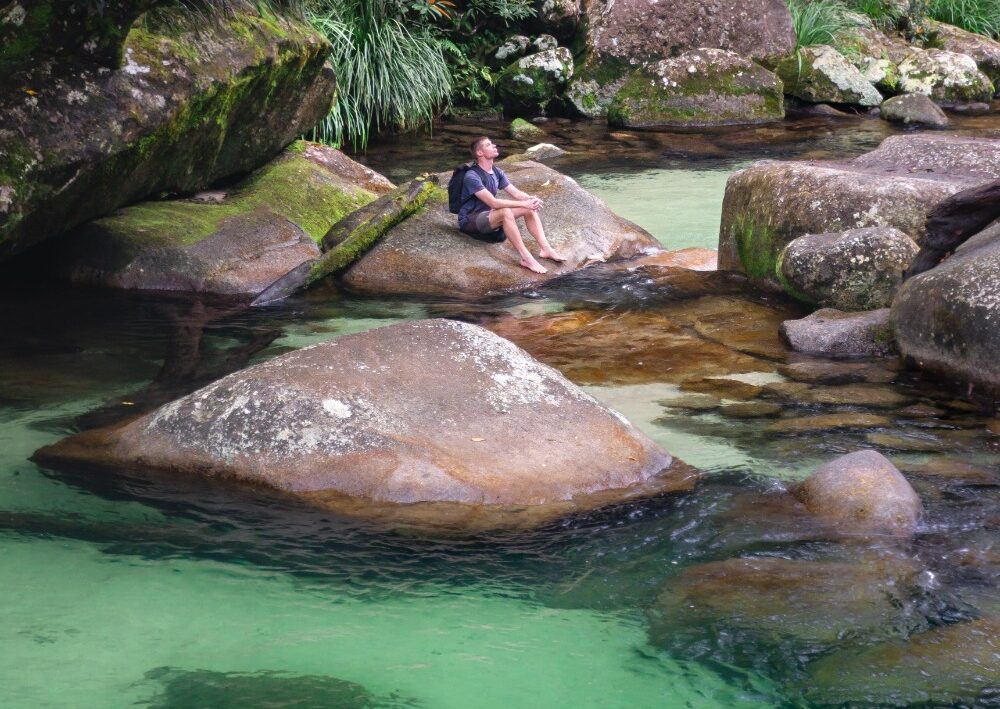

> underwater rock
[679,377,764,401]
[608,49,784,128]
[510,118,546,140]
[0,4,335,262]
[497,47,574,114]
[880,93,951,128]
[48,143,392,298]
[717,401,782,418]
[626,248,718,271]
[893,221,1000,392]
[777,227,918,310]
[775,45,883,107]
[793,449,923,535]
[341,159,658,298]
[777,358,897,385]
[798,383,910,408]
[932,21,1000,90]
[802,617,1000,706]
[766,412,891,434]
[567,0,795,117]
[897,48,995,105]
[781,308,896,358]
[34,320,691,533]
[718,134,1000,289]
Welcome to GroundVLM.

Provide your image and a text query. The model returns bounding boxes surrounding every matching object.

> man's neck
[476,157,494,172]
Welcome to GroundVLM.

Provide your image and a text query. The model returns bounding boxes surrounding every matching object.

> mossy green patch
[732,214,783,283]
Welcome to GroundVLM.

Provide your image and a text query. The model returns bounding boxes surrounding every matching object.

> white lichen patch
[322,398,352,419]
[123,50,151,76]
[3,3,26,25]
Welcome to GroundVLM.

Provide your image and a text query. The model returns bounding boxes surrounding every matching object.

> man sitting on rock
[458,136,566,274]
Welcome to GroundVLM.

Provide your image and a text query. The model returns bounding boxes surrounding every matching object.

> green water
[4,116,1000,707]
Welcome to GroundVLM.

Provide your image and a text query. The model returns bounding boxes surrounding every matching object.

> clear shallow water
[4,116,1000,707]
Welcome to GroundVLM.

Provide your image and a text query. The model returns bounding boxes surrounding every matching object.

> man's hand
[522,196,543,211]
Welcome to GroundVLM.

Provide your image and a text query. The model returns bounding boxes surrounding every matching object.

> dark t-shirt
[457,165,511,229]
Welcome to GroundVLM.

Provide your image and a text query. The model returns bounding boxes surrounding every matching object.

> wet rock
[567,0,795,117]
[497,48,574,114]
[865,431,945,452]
[880,93,951,128]
[688,296,792,360]
[0,6,335,262]
[34,320,690,533]
[775,46,883,107]
[718,134,1000,288]
[932,21,1000,90]
[777,359,897,385]
[608,49,784,128]
[793,449,922,534]
[48,143,393,298]
[897,49,995,105]
[803,618,1000,706]
[718,401,782,418]
[658,393,721,411]
[800,384,910,408]
[895,403,946,418]
[510,118,546,140]
[781,308,896,358]
[650,555,922,647]
[341,159,659,298]
[761,380,812,400]
[630,248,718,271]
[898,457,999,484]
[893,221,1000,391]
[777,227,918,310]
[767,413,891,434]
[679,377,764,401]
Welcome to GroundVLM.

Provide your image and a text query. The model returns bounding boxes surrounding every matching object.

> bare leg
[508,207,565,262]
[490,208,547,274]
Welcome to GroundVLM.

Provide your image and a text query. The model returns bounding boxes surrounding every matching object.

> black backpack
[447,163,489,214]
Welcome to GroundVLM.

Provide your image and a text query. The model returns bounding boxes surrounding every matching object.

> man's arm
[473,188,539,211]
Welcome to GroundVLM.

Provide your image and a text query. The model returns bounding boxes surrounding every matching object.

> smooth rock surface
[49,143,393,298]
[775,45,883,107]
[781,308,896,358]
[608,49,784,128]
[34,320,688,532]
[342,159,659,298]
[718,134,1000,288]
[893,221,1000,390]
[897,48,994,105]
[793,449,923,535]
[880,93,950,127]
[777,227,918,310]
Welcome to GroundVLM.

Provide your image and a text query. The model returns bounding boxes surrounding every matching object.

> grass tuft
[927,0,1000,38]
[787,0,863,48]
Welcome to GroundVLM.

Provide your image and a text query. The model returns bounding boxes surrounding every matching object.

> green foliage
[845,0,905,31]
[927,0,1000,37]
[787,0,862,48]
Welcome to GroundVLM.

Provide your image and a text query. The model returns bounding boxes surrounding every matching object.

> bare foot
[519,257,548,274]
[538,249,567,263]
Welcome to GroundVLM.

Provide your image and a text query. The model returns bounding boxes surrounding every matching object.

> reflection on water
[3,114,1000,707]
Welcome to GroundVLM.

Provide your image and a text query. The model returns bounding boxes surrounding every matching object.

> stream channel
[2,112,1000,707]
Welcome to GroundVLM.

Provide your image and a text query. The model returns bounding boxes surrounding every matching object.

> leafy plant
[787,0,862,48]
[927,0,1000,37]
[846,0,905,31]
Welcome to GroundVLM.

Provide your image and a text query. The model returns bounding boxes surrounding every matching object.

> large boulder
[43,143,393,298]
[893,221,1000,391]
[607,49,784,128]
[497,47,574,114]
[718,134,1000,289]
[0,5,336,262]
[777,227,918,310]
[781,308,897,358]
[340,159,660,298]
[932,20,1000,91]
[33,320,690,532]
[567,0,795,117]
[532,0,581,41]
[793,449,923,535]
[896,48,995,105]
[775,45,883,107]
[880,93,950,127]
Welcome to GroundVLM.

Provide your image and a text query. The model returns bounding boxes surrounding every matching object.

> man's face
[478,139,500,159]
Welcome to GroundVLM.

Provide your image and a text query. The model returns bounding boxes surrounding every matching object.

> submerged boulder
[0,5,335,262]
[777,227,918,310]
[780,308,896,358]
[34,320,689,532]
[497,47,574,114]
[880,93,951,127]
[793,449,923,535]
[897,48,994,105]
[567,0,795,117]
[718,134,1000,288]
[341,159,660,298]
[47,143,394,298]
[608,49,784,128]
[775,45,883,107]
[893,221,1000,391]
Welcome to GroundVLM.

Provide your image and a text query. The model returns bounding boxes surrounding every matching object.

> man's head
[471,136,499,161]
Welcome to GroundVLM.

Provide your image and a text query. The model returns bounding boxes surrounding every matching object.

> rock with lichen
[781,308,897,358]
[931,20,1000,91]
[608,49,784,128]
[34,319,688,533]
[775,45,883,107]
[880,93,950,127]
[0,4,335,262]
[497,47,574,114]
[896,48,994,105]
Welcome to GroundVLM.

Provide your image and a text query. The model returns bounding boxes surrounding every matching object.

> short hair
[470,136,490,158]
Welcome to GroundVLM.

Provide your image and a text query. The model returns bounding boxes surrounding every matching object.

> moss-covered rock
[897,48,995,105]
[497,47,574,114]
[608,49,784,128]
[931,20,1000,92]
[718,134,1000,289]
[0,4,336,263]
[46,143,393,298]
[776,45,883,107]
[510,117,546,140]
